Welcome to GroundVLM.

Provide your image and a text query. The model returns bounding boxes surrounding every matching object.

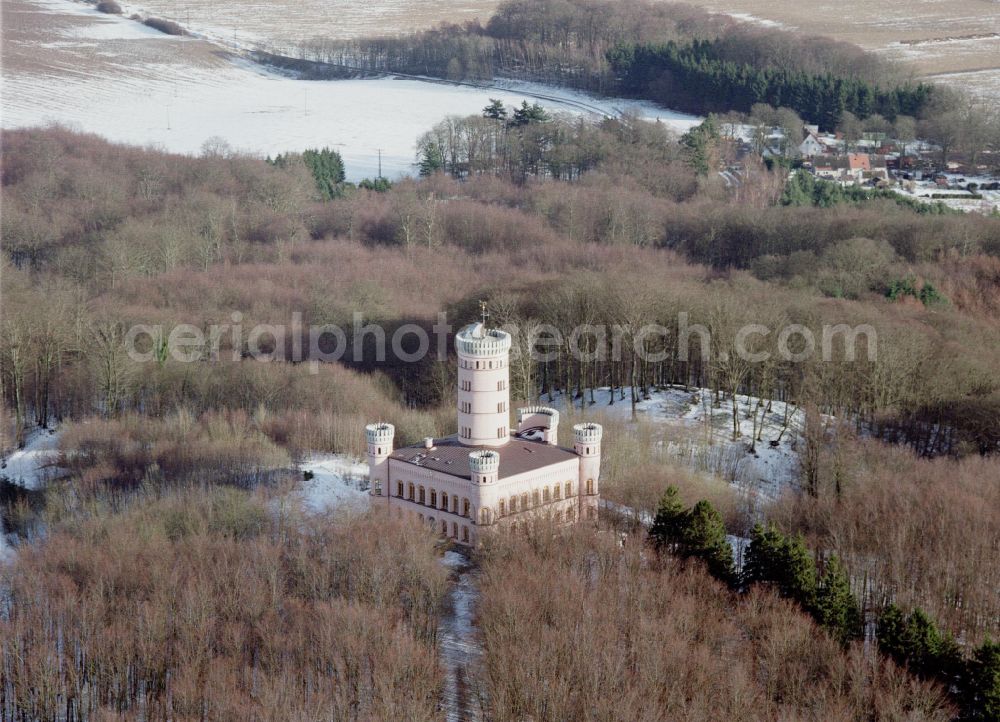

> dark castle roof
[390,435,578,480]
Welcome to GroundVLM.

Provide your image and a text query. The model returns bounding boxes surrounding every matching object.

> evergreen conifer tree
[813,555,862,644]
[418,141,444,177]
[682,500,735,585]
[649,486,687,551]
[964,639,1000,721]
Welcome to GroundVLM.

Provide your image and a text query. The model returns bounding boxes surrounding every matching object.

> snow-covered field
[2,0,700,181]
[552,386,803,501]
[894,174,1000,215]
[296,453,370,513]
[108,0,501,48]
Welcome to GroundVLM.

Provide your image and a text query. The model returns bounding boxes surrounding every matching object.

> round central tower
[455,322,511,447]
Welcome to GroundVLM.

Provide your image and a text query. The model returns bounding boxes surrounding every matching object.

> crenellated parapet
[469,449,500,485]
[572,422,603,448]
[455,323,512,357]
[365,422,395,447]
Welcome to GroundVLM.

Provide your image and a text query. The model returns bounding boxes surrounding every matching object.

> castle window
[430,490,437,507]
[520,493,528,511]
[586,478,594,495]
[543,486,550,503]
[554,485,561,500]
[462,526,470,543]
[565,482,572,498]
[373,480,381,496]
[463,498,470,517]
[555,510,562,522]
[452,522,458,538]
[441,520,448,535]
[532,489,540,507]
[499,499,506,516]
[408,483,415,501]
[419,486,425,504]
[480,508,489,524]
[397,481,403,497]
[441,492,448,510]
[488,360,493,369]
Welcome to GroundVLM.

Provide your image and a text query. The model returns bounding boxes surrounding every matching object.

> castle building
[366,322,602,545]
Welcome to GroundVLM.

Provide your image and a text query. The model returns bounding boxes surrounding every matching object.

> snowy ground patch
[295,453,370,513]
[551,386,803,501]
[0,427,63,490]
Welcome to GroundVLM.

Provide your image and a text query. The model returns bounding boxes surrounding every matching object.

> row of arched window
[398,481,472,519]
[395,478,596,525]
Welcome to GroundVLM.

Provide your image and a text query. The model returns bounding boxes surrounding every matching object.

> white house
[366,322,602,545]
[799,133,825,157]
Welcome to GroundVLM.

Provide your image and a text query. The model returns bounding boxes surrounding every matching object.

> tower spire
[479,299,489,326]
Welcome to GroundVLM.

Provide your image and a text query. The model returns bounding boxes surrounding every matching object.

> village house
[366,320,602,545]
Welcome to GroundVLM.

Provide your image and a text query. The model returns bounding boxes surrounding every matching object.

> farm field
[681,0,1000,102]
[1,0,698,179]
[105,0,502,49]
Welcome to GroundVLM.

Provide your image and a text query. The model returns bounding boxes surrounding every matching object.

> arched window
[441,492,448,511]
[430,490,437,507]
[532,489,540,507]
[396,481,403,497]
[565,481,572,498]
[554,509,562,523]
[408,483,415,501]
[463,498,470,517]
[498,499,506,517]
[452,522,458,538]
[418,486,425,504]
[480,508,489,525]
[554,484,561,500]
[543,486,550,503]
[462,526,470,543]
[441,520,448,535]
[452,496,458,514]
[509,496,517,513]
[521,493,529,511]
[586,478,594,495]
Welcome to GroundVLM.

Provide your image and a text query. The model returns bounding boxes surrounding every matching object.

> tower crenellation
[468,449,500,485]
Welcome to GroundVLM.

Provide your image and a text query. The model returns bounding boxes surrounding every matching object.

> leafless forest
[1,80,998,718]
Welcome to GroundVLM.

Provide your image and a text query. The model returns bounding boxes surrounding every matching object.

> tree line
[607,39,934,130]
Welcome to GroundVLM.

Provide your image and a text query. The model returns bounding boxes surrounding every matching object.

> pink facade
[366,322,602,545]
